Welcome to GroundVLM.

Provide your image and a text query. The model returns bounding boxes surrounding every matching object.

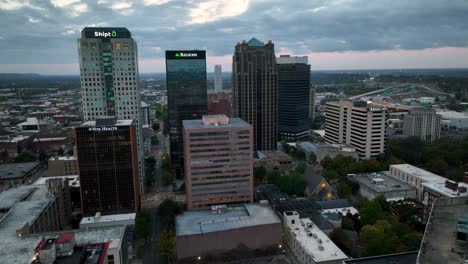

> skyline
[1,0,468,74]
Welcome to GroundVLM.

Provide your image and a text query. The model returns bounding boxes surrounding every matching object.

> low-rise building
[0,162,43,189]
[254,151,293,175]
[421,177,468,222]
[0,185,61,238]
[80,212,136,229]
[348,171,417,201]
[283,211,348,264]
[297,142,358,163]
[175,203,282,262]
[436,110,468,129]
[48,156,79,176]
[388,164,447,200]
[417,196,468,264]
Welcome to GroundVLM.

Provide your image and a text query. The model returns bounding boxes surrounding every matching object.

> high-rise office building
[75,117,140,216]
[325,100,386,159]
[183,115,253,210]
[403,108,441,142]
[77,27,144,192]
[310,84,316,121]
[214,65,223,92]
[277,55,311,141]
[233,38,278,151]
[166,50,208,178]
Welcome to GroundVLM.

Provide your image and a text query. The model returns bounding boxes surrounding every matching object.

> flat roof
[288,217,348,262]
[176,204,280,236]
[344,251,418,264]
[80,119,134,127]
[183,117,251,130]
[390,164,446,183]
[418,197,468,264]
[32,175,79,187]
[349,171,415,194]
[422,181,468,198]
[0,162,40,180]
[80,213,136,225]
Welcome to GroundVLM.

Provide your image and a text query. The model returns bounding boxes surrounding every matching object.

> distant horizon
[1,67,468,77]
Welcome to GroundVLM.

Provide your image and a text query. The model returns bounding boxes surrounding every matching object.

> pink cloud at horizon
[0,47,467,75]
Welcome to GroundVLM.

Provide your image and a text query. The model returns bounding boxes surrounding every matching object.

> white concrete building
[214,64,223,92]
[80,212,136,229]
[325,100,386,159]
[388,164,446,200]
[283,211,348,264]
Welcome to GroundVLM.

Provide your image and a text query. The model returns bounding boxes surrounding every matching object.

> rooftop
[276,55,308,64]
[390,164,446,183]
[32,176,79,187]
[247,37,264,46]
[80,213,136,226]
[348,171,415,196]
[436,110,468,119]
[80,119,134,127]
[176,203,281,236]
[422,181,468,198]
[0,134,31,143]
[344,251,418,264]
[418,197,468,264]
[0,162,41,180]
[49,156,77,161]
[287,216,348,263]
[183,116,251,130]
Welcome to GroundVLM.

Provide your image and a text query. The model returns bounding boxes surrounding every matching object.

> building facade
[325,100,386,159]
[166,50,208,178]
[77,27,144,192]
[183,115,253,210]
[48,156,79,176]
[214,64,223,92]
[283,211,348,264]
[74,118,140,216]
[233,38,278,151]
[403,108,441,142]
[277,55,311,141]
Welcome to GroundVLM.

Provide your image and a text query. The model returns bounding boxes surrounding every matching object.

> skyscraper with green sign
[166,50,208,178]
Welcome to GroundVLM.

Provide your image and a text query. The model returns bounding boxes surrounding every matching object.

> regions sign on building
[166,50,206,60]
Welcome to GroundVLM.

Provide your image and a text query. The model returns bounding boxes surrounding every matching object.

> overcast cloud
[0,0,468,74]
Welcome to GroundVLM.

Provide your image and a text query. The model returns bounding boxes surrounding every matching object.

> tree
[360,199,384,226]
[57,147,64,156]
[14,151,34,162]
[151,136,159,146]
[162,170,174,185]
[152,122,160,131]
[155,229,175,262]
[0,150,8,162]
[158,199,183,228]
[135,213,150,240]
[360,220,399,256]
[308,153,317,165]
[293,149,306,161]
[66,148,74,156]
[254,166,267,184]
[337,180,352,198]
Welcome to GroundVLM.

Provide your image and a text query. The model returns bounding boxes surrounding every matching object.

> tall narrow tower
[214,65,223,92]
[232,38,278,151]
[166,50,208,178]
[77,27,145,192]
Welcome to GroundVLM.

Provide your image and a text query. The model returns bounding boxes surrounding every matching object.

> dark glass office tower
[166,50,207,178]
[75,117,140,216]
[277,55,311,141]
[232,38,278,151]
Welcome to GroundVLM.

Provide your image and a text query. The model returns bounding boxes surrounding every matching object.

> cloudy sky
[1,0,468,74]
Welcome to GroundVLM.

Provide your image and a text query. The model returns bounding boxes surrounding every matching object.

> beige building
[403,108,441,142]
[48,156,79,176]
[325,100,386,159]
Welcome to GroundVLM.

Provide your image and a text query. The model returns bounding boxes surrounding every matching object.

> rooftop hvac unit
[318,245,324,251]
